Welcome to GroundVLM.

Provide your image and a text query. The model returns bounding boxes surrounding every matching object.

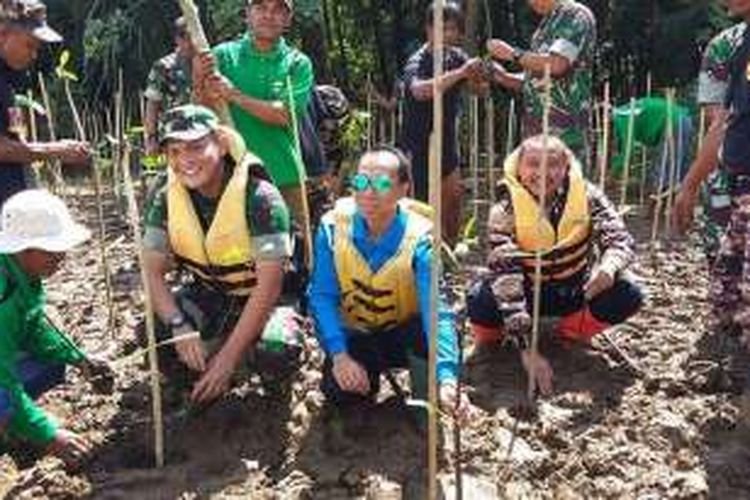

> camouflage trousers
[710,179,750,330]
[701,169,732,267]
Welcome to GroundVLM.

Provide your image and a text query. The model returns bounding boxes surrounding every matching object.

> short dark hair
[425,1,464,29]
[366,144,412,185]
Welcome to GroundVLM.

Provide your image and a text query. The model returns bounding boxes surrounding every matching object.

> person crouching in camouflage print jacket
[467,135,643,395]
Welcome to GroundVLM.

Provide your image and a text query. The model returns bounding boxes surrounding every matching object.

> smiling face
[246,0,292,43]
[516,139,570,200]
[165,133,226,196]
[0,25,41,70]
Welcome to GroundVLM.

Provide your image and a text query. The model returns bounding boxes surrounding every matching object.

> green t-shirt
[143,157,292,262]
[213,34,314,188]
[0,255,85,445]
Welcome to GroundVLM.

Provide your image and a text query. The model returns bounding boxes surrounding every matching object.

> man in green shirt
[194,0,313,226]
[488,0,596,170]
[143,105,300,404]
[0,189,112,467]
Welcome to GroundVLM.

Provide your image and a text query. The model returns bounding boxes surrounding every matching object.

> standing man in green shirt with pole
[0,189,112,467]
[194,0,314,262]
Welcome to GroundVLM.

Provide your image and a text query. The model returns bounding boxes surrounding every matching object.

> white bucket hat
[0,189,91,253]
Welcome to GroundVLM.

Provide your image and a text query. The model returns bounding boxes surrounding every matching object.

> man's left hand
[439,381,477,425]
[584,269,615,301]
[487,39,515,62]
[190,350,239,404]
[79,356,115,395]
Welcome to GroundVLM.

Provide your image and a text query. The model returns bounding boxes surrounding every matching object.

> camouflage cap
[160,104,220,144]
[0,0,62,43]
[249,0,293,11]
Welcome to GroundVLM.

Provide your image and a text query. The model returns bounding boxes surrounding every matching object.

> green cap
[160,104,220,144]
[0,0,62,43]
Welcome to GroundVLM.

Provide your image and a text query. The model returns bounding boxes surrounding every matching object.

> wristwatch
[512,47,527,64]
[167,313,187,332]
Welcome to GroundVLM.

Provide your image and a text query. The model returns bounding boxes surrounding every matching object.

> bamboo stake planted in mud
[505,98,516,161]
[470,95,479,222]
[61,75,116,336]
[663,89,678,236]
[619,97,636,209]
[598,81,611,190]
[121,142,165,468]
[527,63,553,402]
[37,73,65,193]
[428,2,445,498]
[367,73,373,149]
[486,96,496,204]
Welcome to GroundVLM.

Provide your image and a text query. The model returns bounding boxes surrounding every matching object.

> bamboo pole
[366,73,373,149]
[598,81,611,190]
[26,90,41,184]
[121,141,165,468]
[505,99,516,160]
[650,91,673,243]
[527,64,552,401]
[664,89,678,235]
[428,3,445,498]
[470,95,479,223]
[486,96,496,204]
[61,77,116,338]
[697,106,706,157]
[619,97,636,208]
[37,73,65,194]
[113,69,124,208]
[178,0,234,127]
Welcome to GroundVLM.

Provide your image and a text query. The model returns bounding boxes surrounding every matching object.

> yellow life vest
[329,197,432,332]
[167,130,263,296]
[502,148,592,282]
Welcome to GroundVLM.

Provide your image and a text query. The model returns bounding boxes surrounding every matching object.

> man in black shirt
[0,0,90,206]
[399,1,484,247]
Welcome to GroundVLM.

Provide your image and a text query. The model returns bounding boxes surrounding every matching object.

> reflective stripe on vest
[329,197,432,332]
[167,144,259,297]
[503,149,592,282]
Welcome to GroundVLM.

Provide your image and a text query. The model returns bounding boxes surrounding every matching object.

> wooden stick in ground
[486,95,496,205]
[36,73,65,194]
[61,77,116,337]
[598,81,611,190]
[697,106,706,153]
[528,63,552,402]
[26,90,41,184]
[178,0,234,128]
[121,142,165,468]
[428,3,445,498]
[470,95,479,223]
[663,89,678,236]
[619,97,636,209]
[505,98,516,160]
[650,93,672,243]
[366,73,373,149]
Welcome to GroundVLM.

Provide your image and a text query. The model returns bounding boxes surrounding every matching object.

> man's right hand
[520,349,554,396]
[47,428,91,468]
[672,185,700,235]
[48,140,91,166]
[174,329,206,372]
[332,352,370,395]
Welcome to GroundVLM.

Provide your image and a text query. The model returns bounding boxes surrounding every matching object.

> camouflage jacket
[698,22,747,106]
[486,180,634,342]
[144,52,193,110]
[522,0,596,156]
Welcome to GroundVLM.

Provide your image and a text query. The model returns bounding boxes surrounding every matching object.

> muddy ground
[1,192,749,499]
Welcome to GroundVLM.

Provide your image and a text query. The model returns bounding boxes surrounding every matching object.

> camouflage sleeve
[697,27,739,105]
[144,59,167,103]
[586,182,635,277]
[142,175,170,254]
[247,179,292,261]
[547,6,596,64]
[486,186,532,344]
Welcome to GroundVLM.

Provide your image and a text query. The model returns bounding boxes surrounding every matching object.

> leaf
[13,94,46,116]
